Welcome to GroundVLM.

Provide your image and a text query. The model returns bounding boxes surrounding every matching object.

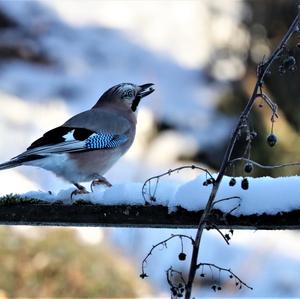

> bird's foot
[71,183,89,199]
[91,177,112,192]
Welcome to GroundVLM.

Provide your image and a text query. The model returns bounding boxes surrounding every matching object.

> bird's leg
[71,182,89,199]
[91,176,112,192]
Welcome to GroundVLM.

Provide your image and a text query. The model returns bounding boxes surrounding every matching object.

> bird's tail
[0,155,43,171]
[0,160,22,170]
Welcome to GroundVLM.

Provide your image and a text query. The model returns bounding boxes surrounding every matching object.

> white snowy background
[0,1,300,297]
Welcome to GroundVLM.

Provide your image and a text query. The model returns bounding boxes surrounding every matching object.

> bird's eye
[127,89,133,98]
[122,89,135,99]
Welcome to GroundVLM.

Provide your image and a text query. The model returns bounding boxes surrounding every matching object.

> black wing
[27,126,95,150]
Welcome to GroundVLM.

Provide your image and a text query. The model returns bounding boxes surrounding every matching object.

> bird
[0,82,155,195]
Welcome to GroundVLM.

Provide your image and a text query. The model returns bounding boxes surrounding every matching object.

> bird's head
[94,83,155,111]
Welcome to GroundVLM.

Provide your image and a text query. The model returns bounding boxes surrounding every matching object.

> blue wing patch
[85,133,128,149]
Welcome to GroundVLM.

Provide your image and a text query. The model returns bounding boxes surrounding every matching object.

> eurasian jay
[0,83,155,194]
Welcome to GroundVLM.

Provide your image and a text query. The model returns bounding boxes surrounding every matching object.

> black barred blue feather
[85,133,128,149]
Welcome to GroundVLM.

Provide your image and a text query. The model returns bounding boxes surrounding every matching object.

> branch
[166,267,186,298]
[229,157,300,170]
[0,199,300,229]
[142,165,213,203]
[140,234,194,278]
[184,13,300,299]
[206,222,230,245]
[197,262,253,290]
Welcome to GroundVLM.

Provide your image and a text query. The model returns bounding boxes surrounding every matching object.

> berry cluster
[228,177,249,190]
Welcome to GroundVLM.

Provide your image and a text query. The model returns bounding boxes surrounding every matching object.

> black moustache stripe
[131,96,141,112]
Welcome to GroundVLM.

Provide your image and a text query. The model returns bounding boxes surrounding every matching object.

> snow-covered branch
[1,175,300,228]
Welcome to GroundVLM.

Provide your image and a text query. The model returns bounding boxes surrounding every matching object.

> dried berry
[244,162,253,173]
[250,131,257,140]
[267,134,277,147]
[211,285,217,292]
[278,65,286,74]
[200,273,205,277]
[178,252,186,261]
[283,56,296,70]
[140,273,148,279]
[218,286,222,291]
[241,178,249,190]
[203,178,214,186]
[229,178,236,187]
[171,287,177,296]
[149,195,156,202]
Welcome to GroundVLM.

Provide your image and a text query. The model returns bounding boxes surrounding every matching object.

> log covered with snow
[0,199,299,229]
[0,175,300,229]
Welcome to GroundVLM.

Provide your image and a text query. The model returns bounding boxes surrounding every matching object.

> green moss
[73,199,93,205]
[0,195,94,206]
[0,194,46,205]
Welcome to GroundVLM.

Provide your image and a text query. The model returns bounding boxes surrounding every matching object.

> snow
[19,174,300,216]
[44,0,247,70]
[110,227,300,297]
[0,2,299,297]
[0,0,232,152]
[173,175,300,215]
[0,1,233,194]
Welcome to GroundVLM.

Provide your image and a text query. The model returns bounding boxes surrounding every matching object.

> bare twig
[207,223,230,245]
[212,196,241,208]
[166,267,186,298]
[224,203,241,216]
[229,157,300,170]
[197,262,253,290]
[142,165,213,203]
[212,196,242,223]
[140,234,194,277]
[255,92,278,118]
[184,14,300,299]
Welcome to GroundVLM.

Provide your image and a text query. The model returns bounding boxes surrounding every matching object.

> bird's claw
[91,177,112,192]
[71,187,89,199]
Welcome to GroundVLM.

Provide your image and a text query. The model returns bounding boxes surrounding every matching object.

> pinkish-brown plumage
[0,83,154,191]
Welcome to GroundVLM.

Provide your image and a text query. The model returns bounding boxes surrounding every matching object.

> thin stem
[166,267,187,287]
[230,157,300,170]
[184,14,299,299]
[141,234,194,276]
[255,93,278,117]
[142,165,214,203]
[208,223,230,245]
[212,196,241,208]
[197,262,253,290]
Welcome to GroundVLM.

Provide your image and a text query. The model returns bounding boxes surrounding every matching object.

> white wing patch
[63,129,75,141]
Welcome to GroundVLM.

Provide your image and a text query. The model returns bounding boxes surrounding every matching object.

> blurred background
[0,0,300,297]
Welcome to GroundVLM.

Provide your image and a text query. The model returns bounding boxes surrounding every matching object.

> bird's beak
[137,83,155,98]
